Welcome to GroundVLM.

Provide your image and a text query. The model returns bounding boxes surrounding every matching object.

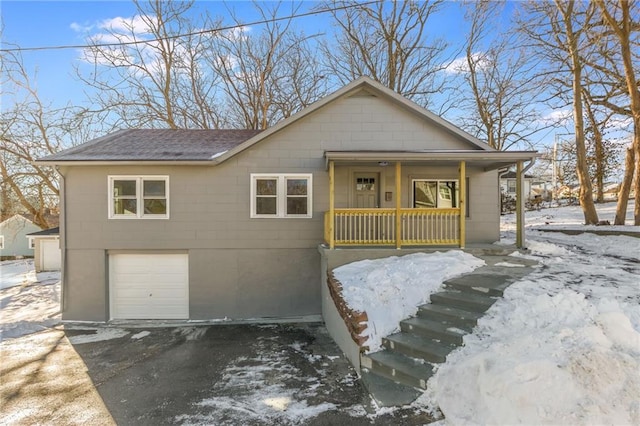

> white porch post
[516,160,526,248]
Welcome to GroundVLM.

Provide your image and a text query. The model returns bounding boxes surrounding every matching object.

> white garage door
[110,254,189,320]
[41,239,61,271]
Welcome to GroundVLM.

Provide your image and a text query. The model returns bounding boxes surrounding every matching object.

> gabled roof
[0,214,36,227]
[26,227,60,237]
[36,77,503,166]
[501,171,534,179]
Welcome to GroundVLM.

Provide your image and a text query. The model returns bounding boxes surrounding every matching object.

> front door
[354,173,379,208]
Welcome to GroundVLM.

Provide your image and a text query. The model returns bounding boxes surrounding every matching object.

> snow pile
[1,261,61,340]
[333,251,485,351]
[1,259,37,290]
[428,288,640,424]
[68,328,129,344]
[424,207,640,425]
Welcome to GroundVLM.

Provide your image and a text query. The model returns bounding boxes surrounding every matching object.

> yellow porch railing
[325,208,461,247]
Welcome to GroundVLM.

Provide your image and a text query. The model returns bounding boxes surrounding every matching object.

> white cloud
[70,22,93,33]
[444,52,491,74]
[540,109,573,126]
[98,15,153,35]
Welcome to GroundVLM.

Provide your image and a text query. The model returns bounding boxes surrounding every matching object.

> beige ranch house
[37,77,536,323]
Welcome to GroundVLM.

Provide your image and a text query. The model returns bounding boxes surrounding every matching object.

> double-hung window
[251,174,312,218]
[108,176,169,219]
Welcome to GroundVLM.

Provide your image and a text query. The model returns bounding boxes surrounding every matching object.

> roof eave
[324,150,539,170]
[33,160,218,166]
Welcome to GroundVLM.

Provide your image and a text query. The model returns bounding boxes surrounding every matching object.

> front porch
[324,151,536,249]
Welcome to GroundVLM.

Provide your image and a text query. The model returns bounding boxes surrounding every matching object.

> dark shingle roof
[27,227,59,236]
[38,129,263,162]
[501,171,534,179]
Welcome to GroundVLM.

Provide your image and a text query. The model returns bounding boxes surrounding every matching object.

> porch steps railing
[325,208,460,247]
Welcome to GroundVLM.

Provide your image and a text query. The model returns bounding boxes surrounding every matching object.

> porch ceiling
[324,150,539,171]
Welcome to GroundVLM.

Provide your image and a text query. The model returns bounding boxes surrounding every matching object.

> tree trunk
[560,0,599,224]
[615,146,634,225]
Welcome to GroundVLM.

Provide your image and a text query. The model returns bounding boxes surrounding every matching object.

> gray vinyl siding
[59,93,499,321]
[0,217,40,258]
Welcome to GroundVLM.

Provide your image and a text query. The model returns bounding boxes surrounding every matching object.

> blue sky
[2,1,574,151]
[1,1,472,108]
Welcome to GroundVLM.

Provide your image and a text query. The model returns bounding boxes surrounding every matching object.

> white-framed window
[0,235,4,249]
[413,179,459,209]
[507,180,517,193]
[250,174,312,218]
[108,176,169,219]
[28,237,35,249]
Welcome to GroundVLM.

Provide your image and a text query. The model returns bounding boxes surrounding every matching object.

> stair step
[359,369,422,407]
[417,304,482,328]
[444,273,512,297]
[361,350,434,389]
[430,290,497,313]
[400,317,467,344]
[382,333,455,363]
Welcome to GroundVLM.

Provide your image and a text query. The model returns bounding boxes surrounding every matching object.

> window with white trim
[108,176,169,219]
[250,174,312,218]
[28,237,35,249]
[413,180,459,209]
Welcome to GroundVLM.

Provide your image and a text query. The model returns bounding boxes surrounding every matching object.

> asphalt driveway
[1,323,436,425]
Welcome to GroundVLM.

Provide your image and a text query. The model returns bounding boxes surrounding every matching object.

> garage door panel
[110,254,189,320]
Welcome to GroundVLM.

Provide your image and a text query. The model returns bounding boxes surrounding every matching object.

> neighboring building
[0,214,41,259]
[27,227,61,272]
[500,171,534,200]
[36,77,537,323]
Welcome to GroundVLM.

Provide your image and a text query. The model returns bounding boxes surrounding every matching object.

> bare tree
[456,1,544,151]
[595,0,640,225]
[208,2,328,129]
[519,0,599,224]
[321,0,451,110]
[78,0,225,129]
[0,49,93,228]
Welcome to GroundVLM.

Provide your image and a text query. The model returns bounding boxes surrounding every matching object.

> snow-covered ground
[1,201,639,424]
[0,259,61,340]
[335,201,639,424]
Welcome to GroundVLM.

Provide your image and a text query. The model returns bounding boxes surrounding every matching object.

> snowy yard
[1,201,639,424]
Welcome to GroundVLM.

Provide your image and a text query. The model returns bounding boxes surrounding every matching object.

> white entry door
[41,239,61,271]
[110,253,189,320]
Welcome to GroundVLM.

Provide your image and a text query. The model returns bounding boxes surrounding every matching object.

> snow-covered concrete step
[400,317,467,344]
[444,273,512,297]
[359,369,423,407]
[430,290,497,313]
[382,332,455,363]
[417,304,482,328]
[361,350,434,390]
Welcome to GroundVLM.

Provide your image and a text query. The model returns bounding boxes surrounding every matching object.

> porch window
[413,180,459,208]
[251,174,312,218]
[108,176,169,219]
